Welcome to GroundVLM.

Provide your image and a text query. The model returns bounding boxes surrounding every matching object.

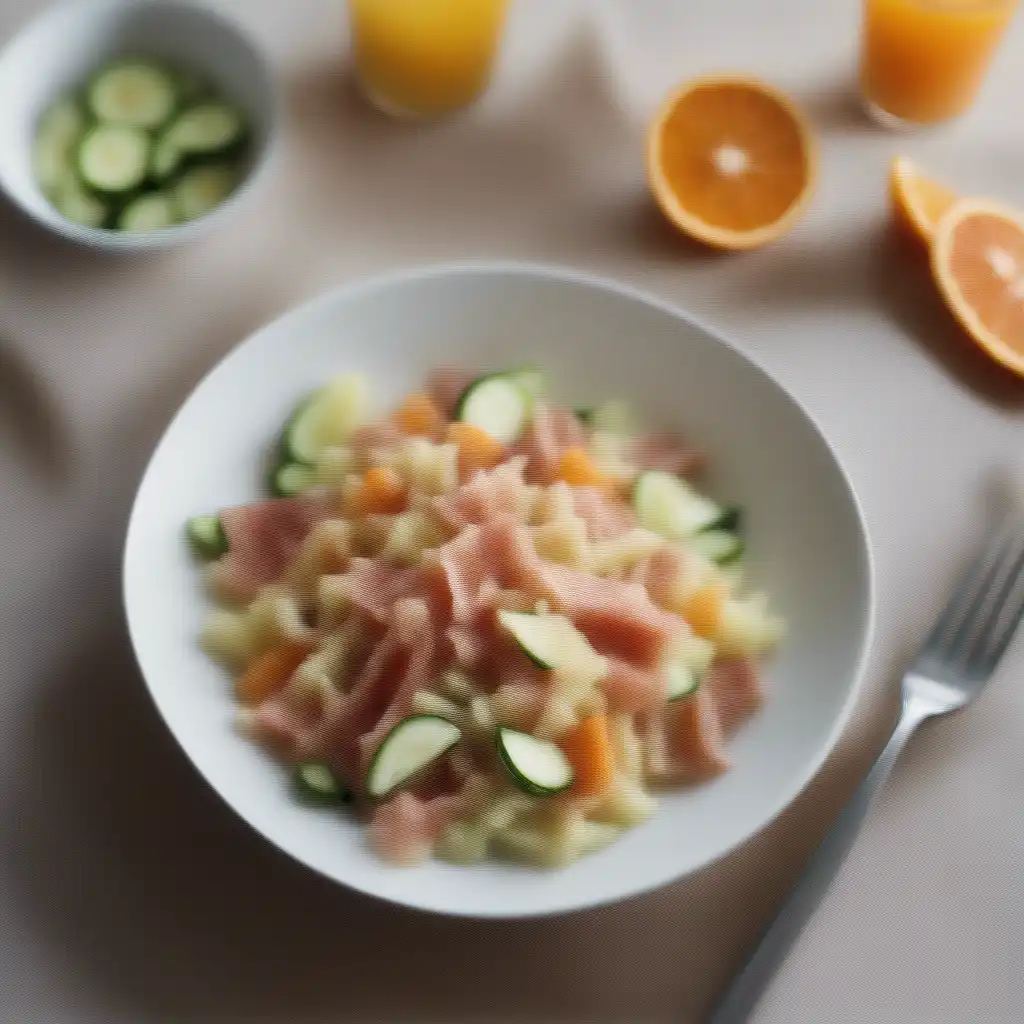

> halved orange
[931,199,1024,378]
[646,75,818,251]
[889,156,957,245]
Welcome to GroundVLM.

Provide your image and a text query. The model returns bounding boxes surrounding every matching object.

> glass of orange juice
[348,0,510,118]
[860,0,1018,126]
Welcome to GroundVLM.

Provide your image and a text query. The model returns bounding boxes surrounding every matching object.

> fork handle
[706,701,930,1024]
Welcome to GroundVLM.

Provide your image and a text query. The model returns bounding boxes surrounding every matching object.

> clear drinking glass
[860,0,1018,127]
[348,0,510,119]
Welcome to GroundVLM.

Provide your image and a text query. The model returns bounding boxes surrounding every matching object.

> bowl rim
[121,259,876,919]
[0,0,282,251]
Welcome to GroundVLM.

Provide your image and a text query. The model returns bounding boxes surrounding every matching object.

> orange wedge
[889,156,957,245]
[646,75,818,251]
[931,199,1024,379]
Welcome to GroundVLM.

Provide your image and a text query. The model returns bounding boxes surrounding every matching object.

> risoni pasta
[185,366,785,868]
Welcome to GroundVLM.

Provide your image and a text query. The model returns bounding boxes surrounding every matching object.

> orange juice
[349,0,509,118]
[861,0,1018,124]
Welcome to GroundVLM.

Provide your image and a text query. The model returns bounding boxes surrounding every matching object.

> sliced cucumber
[174,162,239,222]
[664,661,700,701]
[117,191,176,231]
[496,726,574,797]
[52,176,108,228]
[185,514,228,560]
[269,461,317,498]
[77,124,150,194]
[508,368,545,403]
[149,134,183,183]
[33,98,86,198]
[455,374,530,443]
[87,60,177,129]
[689,529,744,565]
[497,610,605,678]
[166,101,246,158]
[282,374,369,465]
[633,471,727,540]
[293,761,351,805]
[367,715,462,799]
[574,408,593,424]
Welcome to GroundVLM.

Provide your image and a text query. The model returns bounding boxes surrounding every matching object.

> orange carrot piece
[560,715,615,797]
[445,421,504,475]
[683,580,726,639]
[357,466,408,515]
[557,446,611,487]
[394,393,441,437]
[236,642,311,705]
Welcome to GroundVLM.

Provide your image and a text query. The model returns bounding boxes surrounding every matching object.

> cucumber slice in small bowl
[165,100,248,158]
[174,161,240,222]
[117,191,177,232]
[367,715,462,799]
[77,123,150,195]
[496,726,574,797]
[87,60,178,130]
[455,373,530,443]
[185,514,227,560]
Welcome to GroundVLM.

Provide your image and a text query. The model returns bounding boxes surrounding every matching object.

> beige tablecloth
[2,1,1023,1021]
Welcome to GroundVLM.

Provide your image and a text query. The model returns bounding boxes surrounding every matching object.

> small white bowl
[0,0,279,251]
[123,262,875,918]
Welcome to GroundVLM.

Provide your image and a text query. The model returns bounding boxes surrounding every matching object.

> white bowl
[0,0,279,251]
[123,263,874,918]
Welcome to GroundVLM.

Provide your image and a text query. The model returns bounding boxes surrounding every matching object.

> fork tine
[945,528,1024,665]
[965,535,1024,675]
[922,526,1012,660]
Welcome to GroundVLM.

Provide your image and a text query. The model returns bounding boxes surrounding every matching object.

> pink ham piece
[427,367,477,419]
[628,544,690,608]
[629,432,704,477]
[704,656,763,735]
[214,495,333,602]
[350,421,405,463]
[514,404,586,484]
[332,557,451,623]
[527,560,685,668]
[600,658,665,715]
[367,790,464,866]
[432,457,534,532]
[644,686,730,782]
[571,486,635,541]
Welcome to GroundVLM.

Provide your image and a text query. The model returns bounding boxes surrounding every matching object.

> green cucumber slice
[282,374,368,465]
[174,162,239,221]
[293,761,351,805]
[33,98,86,198]
[689,529,745,565]
[496,610,599,673]
[367,715,462,799]
[455,374,530,443]
[77,123,150,194]
[52,176,108,228]
[149,134,183,183]
[185,514,227,560]
[633,471,725,540]
[87,60,177,129]
[665,661,700,701]
[117,191,176,231]
[166,101,246,157]
[269,461,317,497]
[496,726,574,796]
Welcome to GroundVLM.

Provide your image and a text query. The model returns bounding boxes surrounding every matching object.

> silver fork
[708,511,1024,1024]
